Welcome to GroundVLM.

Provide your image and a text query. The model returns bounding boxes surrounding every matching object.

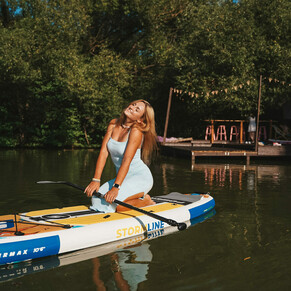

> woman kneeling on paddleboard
[84,100,157,213]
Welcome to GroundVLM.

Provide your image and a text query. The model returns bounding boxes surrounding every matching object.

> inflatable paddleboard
[0,192,215,265]
[0,209,215,282]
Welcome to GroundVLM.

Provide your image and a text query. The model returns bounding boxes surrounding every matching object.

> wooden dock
[160,140,291,164]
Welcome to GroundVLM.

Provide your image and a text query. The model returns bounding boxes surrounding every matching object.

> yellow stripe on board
[25,205,89,217]
[23,203,183,226]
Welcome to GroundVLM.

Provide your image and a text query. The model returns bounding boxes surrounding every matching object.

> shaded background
[0,0,290,147]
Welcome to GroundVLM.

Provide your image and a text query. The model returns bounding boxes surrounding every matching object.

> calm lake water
[0,149,291,290]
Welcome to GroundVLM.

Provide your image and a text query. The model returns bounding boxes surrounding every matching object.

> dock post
[246,155,250,165]
[163,87,173,144]
[191,151,195,164]
[255,75,262,152]
[211,120,215,143]
[240,121,243,144]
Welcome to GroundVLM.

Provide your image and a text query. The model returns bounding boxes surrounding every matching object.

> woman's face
[124,102,146,122]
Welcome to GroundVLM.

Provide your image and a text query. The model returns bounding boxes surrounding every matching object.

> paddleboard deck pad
[0,192,215,265]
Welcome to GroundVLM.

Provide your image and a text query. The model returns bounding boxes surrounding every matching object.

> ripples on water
[0,150,290,290]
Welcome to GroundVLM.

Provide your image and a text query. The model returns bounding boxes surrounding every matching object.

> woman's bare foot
[144,194,156,205]
[116,194,155,211]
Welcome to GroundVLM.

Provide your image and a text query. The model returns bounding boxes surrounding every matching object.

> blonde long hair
[117,99,157,163]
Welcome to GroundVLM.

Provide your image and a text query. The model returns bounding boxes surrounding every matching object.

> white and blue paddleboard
[0,192,215,265]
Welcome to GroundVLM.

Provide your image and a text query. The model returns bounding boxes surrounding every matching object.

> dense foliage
[0,0,290,146]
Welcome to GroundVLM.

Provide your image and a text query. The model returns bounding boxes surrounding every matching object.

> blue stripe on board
[0,235,60,265]
[190,209,216,226]
[188,199,215,220]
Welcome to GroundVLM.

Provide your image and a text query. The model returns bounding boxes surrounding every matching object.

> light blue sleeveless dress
[90,136,154,213]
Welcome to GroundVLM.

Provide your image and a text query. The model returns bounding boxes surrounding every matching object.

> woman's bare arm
[84,119,116,197]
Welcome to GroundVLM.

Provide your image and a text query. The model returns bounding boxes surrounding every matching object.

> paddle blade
[37,181,66,184]
[36,180,85,191]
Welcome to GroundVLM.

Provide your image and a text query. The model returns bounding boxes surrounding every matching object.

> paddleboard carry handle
[37,181,187,231]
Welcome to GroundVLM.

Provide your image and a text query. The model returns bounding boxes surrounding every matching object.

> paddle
[37,181,187,231]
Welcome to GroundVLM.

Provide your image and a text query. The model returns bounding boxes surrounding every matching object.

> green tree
[0,0,290,145]
[0,0,133,147]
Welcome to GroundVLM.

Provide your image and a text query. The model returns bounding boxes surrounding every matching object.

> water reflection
[160,162,284,192]
[158,160,290,254]
[92,243,152,291]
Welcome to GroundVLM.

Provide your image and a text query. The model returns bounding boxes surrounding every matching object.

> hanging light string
[173,76,290,100]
